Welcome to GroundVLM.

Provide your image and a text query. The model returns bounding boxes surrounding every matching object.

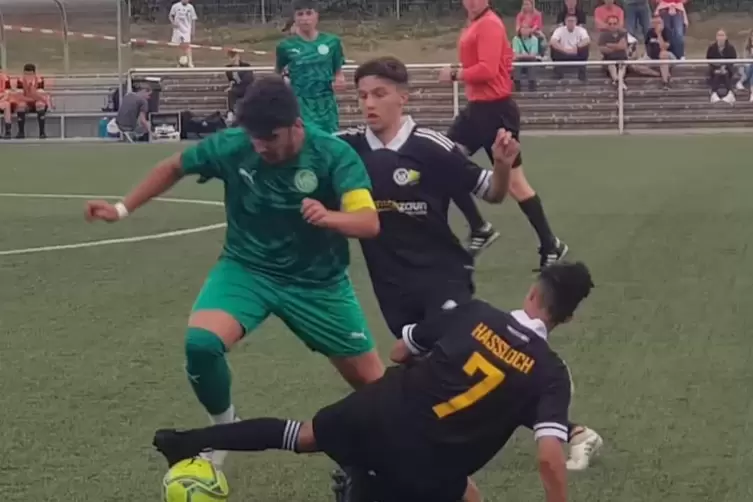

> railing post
[618,65,624,134]
[396,0,401,20]
[52,0,70,75]
[452,81,460,117]
[0,8,6,70]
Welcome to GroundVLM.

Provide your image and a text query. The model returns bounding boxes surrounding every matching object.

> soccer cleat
[538,238,569,270]
[153,429,205,467]
[566,427,604,471]
[466,223,500,258]
[331,467,377,502]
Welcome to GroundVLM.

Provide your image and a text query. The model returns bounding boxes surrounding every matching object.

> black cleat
[538,238,569,270]
[466,222,500,258]
[331,467,378,502]
[153,429,204,467]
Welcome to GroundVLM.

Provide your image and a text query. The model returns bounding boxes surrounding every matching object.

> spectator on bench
[594,0,625,32]
[516,0,546,57]
[550,14,591,81]
[0,65,13,138]
[225,50,254,123]
[599,15,628,89]
[15,63,50,139]
[734,30,753,101]
[644,15,674,89]
[116,83,152,141]
[707,29,737,104]
[556,0,587,26]
[513,22,541,91]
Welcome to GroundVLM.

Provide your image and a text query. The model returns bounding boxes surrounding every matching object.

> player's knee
[185,327,227,365]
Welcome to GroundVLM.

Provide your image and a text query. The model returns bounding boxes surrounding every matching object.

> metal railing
[130,58,753,135]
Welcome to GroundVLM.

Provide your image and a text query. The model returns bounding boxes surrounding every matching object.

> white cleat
[566,427,603,471]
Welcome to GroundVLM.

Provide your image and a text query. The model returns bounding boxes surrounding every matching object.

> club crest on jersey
[294,169,318,193]
[317,44,330,55]
[392,168,421,186]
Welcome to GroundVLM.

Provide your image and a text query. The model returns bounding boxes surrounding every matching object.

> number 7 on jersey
[433,352,506,419]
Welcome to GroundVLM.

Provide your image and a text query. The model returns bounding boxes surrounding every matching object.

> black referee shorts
[374,275,474,338]
[447,97,523,168]
[313,382,468,502]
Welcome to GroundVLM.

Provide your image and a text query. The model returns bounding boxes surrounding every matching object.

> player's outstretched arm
[84,153,185,223]
[537,437,568,502]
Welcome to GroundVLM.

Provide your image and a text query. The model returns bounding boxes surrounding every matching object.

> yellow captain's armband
[342,189,376,212]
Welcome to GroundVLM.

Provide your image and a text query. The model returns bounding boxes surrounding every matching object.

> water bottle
[98,117,109,138]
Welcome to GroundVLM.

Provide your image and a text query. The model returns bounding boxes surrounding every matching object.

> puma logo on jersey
[239,168,256,185]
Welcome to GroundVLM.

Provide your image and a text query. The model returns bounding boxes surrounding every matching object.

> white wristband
[114,202,130,220]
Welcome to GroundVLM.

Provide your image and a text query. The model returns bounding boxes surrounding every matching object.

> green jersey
[276,32,344,133]
[180,126,371,286]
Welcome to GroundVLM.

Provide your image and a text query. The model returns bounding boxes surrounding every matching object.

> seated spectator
[644,15,674,88]
[0,65,13,138]
[734,30,753,101]
[599,15,628,88]
[556,0,587,26]
[706,29,737,104]
[655,0,688,59]
[594,0,625,32]
[225,50,254,122]
[550,14,591,80]
[513,23,541,91]
[625,0,652,39]
[516,0,546,57]
[625,32,663,78]
[15,63,51,139]
[116,83,152,141]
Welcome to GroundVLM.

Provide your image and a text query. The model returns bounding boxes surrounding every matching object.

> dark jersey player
[336,57,515,337]
[154,261,594,502]
[337,57,603,472]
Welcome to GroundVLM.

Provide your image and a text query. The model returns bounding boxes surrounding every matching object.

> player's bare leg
[507,166,568,270]
[329,351,385,388]
[185,309,245,467]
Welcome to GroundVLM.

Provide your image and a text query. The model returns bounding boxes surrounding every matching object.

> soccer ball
[162,457,229,502]
[178,56,190,67]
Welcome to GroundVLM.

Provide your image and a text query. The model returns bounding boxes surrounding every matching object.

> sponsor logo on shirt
[392,168,421,186]
[376,199,428,216]
[294,169,318,193]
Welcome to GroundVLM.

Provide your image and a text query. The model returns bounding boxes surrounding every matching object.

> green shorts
[192,259,374,357]
[299,95,339,133]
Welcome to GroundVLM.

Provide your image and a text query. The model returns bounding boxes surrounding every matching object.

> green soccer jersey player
[275,0,346,134]
[84,75,385,468]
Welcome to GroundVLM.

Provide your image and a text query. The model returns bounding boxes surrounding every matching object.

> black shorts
[313,379,468,502]
[374,274,474,338]
[447,97,523,168]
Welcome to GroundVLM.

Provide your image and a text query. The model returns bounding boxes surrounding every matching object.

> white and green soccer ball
[162,457,229,502]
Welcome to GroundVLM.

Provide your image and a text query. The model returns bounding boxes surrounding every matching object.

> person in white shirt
[169,0,198,67]
[550,14,591,80]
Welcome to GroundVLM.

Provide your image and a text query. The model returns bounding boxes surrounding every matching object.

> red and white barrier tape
[1,24,267,55]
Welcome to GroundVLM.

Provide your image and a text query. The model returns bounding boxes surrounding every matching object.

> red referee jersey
[458,8,514,102]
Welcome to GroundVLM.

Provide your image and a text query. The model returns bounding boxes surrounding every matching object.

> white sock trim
[210,404,236,425]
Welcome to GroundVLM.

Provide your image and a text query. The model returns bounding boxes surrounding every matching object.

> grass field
[1,135,752,502]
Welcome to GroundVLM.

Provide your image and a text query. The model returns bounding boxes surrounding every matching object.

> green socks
[185,327,232,415]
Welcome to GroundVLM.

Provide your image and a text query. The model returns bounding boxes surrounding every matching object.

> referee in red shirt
[441,0,568,271]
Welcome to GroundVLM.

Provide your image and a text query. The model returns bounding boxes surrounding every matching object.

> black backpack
[180,111,227,139]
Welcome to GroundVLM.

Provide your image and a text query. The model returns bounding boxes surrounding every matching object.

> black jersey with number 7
[398,299,572,476]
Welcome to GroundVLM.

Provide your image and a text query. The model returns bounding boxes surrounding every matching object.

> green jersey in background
[276,32,345,133]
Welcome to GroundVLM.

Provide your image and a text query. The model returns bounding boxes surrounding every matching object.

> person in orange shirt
[516,0,546,57]
[0,65,14,138]
[15,63,51,139]
[594,0,625,31]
